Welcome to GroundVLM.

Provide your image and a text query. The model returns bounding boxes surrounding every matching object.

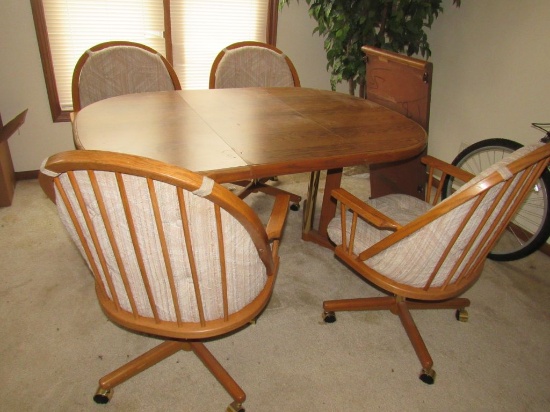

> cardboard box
[0,109,28,207]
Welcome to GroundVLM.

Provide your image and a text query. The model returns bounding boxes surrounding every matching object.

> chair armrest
[421,155,475,182]
[332,188,400,231]
[421,155,476,205]
[266,194,290,240]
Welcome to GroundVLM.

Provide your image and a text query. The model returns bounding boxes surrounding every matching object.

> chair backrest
[40,150,276,339]
[72,41,182,112]
[209,41,300,89]
[334,142,550,301]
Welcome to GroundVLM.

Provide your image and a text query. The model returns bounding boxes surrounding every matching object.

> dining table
[71,87,427,248]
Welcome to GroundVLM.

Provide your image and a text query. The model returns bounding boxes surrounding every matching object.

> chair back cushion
[78,46,176,109]
[53,167,268,325]
[214,46,296,89]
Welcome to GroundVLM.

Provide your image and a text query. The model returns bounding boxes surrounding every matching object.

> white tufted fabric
[328,143,544,288]
[78,46,176,109]
[214,46,295,89]
[54,170,267,323]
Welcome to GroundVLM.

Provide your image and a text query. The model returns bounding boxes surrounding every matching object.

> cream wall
[277,2,348,94]
[1,0,549,172]
[0,0,73,172]
[427,0,550,161]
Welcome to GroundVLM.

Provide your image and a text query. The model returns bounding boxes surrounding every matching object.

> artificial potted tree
[279,0,461,96]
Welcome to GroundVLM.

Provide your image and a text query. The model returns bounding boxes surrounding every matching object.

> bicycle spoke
[443,138,550,261]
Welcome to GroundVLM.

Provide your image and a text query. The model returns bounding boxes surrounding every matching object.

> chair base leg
[96,340,188,394]
[322,295,471,384]
[233,178,302,209]
[94,339,245,408]
[323,296,471,313]
[323,296,396,312]
[190,342,246,405]
[395,300,434,379]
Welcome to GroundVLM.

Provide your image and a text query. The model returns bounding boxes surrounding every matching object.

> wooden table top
[73,87,427,183]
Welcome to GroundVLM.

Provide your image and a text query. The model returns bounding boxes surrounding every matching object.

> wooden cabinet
[362,46,432,199]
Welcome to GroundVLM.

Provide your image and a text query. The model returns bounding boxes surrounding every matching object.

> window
[31,0,278,122]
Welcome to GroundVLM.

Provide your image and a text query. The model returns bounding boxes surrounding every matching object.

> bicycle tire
[442,138,550,261]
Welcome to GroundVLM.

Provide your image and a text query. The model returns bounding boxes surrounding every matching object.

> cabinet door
[362,46,432,199]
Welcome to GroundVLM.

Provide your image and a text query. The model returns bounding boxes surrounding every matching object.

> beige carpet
[1,173,549,412]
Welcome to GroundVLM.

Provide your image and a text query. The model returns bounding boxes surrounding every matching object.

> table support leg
[302,171,320,234]
[301,168,342,249]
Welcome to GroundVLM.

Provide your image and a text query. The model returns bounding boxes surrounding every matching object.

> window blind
[40,0,269,111]
[170,0,268,90]
[42,0,165,111]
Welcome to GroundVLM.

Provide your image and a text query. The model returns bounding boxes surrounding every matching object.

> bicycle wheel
[442,138,550,261]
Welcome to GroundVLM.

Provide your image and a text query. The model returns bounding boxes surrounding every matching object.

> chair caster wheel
[227,401,245,412]
[419,368,436,385]
[323,311,336,323]
[93,388,113,404]
[455,308,469,322]
[290,202,300,211]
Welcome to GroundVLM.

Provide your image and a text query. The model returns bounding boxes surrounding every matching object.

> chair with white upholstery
[72,41,181,112]
[209,41,300,89]
[209,41,302,210]
[322,141,550,384]
[40,150,289,412]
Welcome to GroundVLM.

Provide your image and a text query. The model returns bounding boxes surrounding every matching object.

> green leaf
[286,0,455,92]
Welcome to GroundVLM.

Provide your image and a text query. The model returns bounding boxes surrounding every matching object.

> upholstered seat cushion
[328,194,431,253]
[328,192,481,288]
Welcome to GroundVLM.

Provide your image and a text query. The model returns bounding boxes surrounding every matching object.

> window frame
[30,0,279,122]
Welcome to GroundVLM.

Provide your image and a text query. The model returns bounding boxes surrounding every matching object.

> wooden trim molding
[163,0,173,64]
[30,0,68,123]
[267,0,279,45]
[15,170,40,181]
